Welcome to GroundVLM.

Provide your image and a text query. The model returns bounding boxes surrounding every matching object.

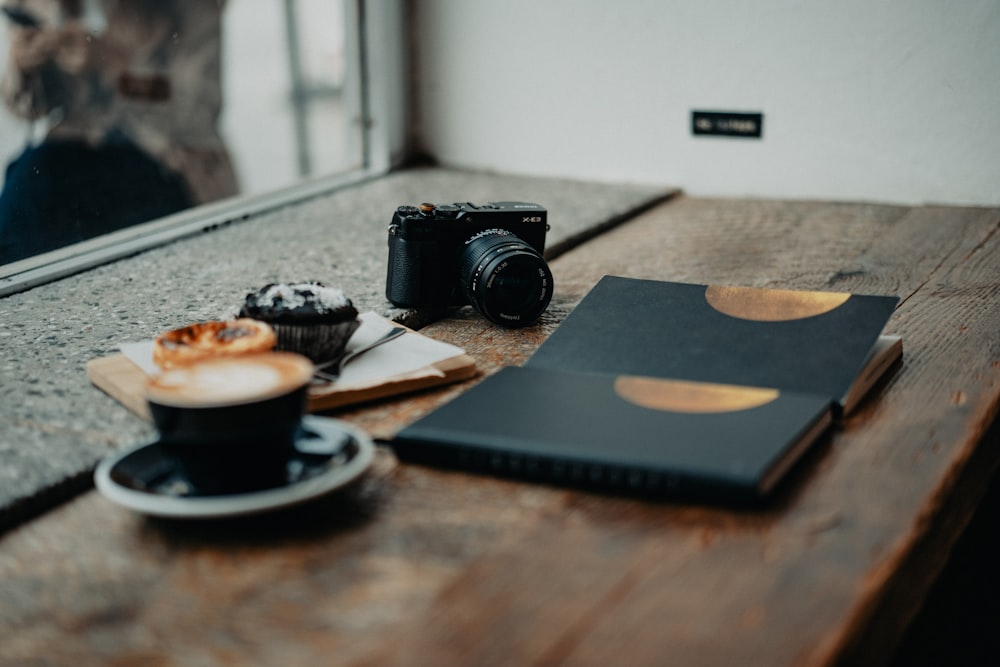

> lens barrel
[459,231,553,327]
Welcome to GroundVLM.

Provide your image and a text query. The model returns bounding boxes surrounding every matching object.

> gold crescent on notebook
[704,285,850,322]
[614,376,779,414]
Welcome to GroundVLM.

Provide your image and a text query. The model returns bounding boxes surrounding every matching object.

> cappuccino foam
[147,352,313,408]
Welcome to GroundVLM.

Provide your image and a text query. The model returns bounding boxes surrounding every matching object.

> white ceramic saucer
[94,416,375,519]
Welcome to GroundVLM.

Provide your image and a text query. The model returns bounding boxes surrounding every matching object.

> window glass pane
[0,0,361,266]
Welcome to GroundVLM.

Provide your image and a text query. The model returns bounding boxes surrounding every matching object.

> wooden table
[1,196,998,666]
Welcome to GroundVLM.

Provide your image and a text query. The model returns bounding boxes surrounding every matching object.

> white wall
[412,0,1000,206]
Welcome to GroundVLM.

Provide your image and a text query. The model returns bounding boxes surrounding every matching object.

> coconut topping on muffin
[239,282,356,324]
[238,282,360,363]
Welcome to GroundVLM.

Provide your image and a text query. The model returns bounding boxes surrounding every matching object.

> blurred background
[1,0,997,270]
[409,0,999,206]
[0,0,359,201]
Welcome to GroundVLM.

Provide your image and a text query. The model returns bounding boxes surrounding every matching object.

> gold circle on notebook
[704,285,850,322]
[614,376,779,414]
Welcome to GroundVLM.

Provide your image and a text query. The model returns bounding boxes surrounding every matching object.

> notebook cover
[392,366,833,503]
[526,276,899,406]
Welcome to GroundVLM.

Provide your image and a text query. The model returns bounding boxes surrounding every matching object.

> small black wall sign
[692,111,764,138]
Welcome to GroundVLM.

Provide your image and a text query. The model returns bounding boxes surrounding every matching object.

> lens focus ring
[459,232,553,327]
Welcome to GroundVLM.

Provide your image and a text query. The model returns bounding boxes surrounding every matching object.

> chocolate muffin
[239,282,360,363]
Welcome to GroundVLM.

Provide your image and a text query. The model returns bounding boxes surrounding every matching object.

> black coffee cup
[146,352,315,494]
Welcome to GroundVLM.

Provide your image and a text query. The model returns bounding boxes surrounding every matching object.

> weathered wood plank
[361,199,1000,665]
[1,197,997,666]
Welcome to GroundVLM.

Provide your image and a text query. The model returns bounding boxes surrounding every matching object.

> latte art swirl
[147,353,314,408]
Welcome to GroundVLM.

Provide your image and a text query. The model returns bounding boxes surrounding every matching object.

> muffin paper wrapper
[273,319,361,364]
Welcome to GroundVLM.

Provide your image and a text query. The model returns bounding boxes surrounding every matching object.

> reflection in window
[0,0,357,265]
[223,0,359,194]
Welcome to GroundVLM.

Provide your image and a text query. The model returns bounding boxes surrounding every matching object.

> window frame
[0,0,405,298]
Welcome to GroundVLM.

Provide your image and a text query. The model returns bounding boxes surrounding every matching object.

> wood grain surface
[1,197,997,667]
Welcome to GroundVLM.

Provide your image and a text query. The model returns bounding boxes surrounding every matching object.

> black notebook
[527,276,901,414]
[392,277,900,503]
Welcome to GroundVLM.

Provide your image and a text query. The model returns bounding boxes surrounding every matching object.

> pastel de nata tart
[238,282,360,363]
[152,319,278,370]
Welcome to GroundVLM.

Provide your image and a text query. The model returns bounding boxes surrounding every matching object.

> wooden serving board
[86,352,478,421]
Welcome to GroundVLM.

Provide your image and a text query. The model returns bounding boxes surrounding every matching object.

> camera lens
[459,231,553,327]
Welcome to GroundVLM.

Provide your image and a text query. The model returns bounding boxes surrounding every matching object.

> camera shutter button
[418,203,436,214]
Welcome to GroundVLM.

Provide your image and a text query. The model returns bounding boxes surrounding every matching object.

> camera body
[386,201,552,327]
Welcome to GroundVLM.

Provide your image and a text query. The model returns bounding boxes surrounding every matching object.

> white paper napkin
[120,312,464,388]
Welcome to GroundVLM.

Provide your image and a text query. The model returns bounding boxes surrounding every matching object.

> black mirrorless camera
[386,201,553,327]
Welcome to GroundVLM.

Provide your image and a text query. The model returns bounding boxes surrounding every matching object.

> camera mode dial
[435,205,460,218]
